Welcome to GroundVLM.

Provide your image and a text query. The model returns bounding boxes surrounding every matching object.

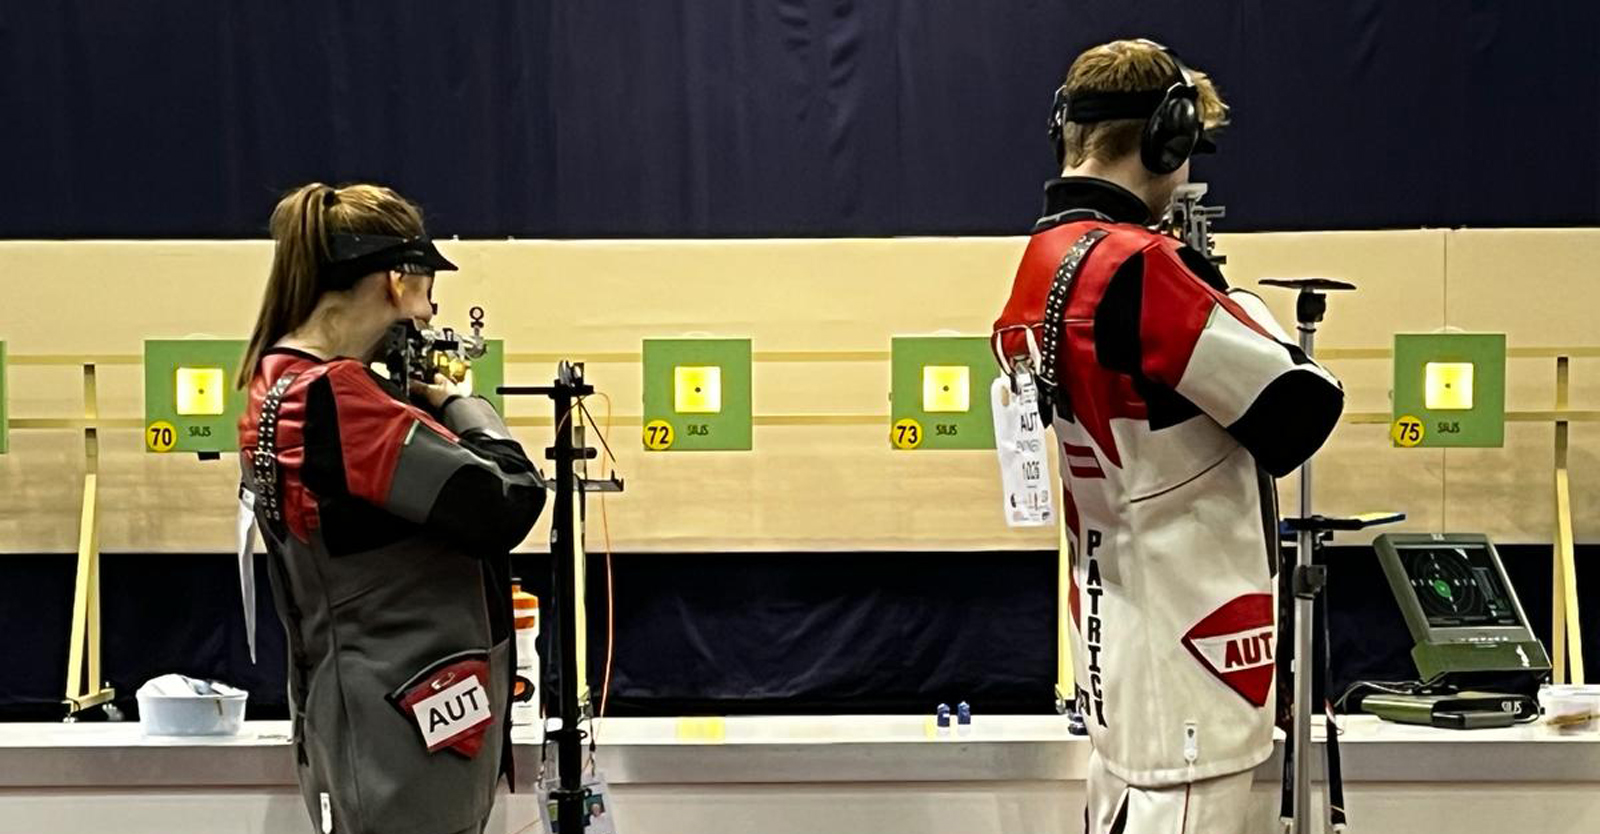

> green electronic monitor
[1373,533,1549,684]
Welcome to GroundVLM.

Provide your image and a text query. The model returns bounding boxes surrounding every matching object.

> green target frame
[641,338,753,451]
[889,336,999,450]
[470,340,506,415]
[144,339,248,454]
[1391,333,1506,448]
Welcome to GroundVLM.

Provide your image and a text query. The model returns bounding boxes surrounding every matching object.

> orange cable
[567,394,618,757]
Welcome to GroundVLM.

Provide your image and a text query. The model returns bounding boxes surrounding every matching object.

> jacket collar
[1035,176,1153,231]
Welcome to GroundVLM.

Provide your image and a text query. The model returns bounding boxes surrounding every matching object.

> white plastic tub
[136,676,248,737]
[1538,685,1600,735]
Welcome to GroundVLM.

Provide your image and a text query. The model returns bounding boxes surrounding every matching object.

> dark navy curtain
[3,1,1597,237]
[3,546,1591,716]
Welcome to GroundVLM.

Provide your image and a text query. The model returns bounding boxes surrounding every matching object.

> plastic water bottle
[935,703,952,737]
[511,583,541,733]
[956,701,972,736]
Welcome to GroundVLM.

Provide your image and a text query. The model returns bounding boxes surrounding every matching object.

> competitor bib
[992,372,1055,527]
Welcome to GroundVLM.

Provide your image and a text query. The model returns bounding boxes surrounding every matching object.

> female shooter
[236,182,545,834]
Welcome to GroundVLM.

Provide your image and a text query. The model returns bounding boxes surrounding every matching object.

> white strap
[236,487,258,663]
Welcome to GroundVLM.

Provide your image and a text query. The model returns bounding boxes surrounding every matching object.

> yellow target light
[1424,362,1474,410]
[175,367,226,416]
[922,365,970,413]
[674,365,722,414]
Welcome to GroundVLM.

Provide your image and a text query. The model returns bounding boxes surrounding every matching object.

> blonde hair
[1058,40,1229,168]
[237,183,426,387]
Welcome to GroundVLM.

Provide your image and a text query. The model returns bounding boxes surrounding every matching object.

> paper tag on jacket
[389,654,496,758]
[411,675,493,752]
[236,485,258,663]
[992,374,1055,527]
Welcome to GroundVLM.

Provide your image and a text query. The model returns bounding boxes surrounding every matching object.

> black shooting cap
[323,233,458,290]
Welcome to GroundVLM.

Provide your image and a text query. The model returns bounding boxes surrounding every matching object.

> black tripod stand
[500,362,624,832]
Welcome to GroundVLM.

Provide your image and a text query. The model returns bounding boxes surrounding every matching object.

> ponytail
[236,182,425,388]
[236,183,335,388]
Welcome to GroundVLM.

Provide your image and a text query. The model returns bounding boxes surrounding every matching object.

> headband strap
[1063,89,1169,124]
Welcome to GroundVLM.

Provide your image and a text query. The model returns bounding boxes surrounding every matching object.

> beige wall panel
[0,238,1050,554]
[3,230,1596,553]
[0,241,274,346]
[434,237,1060,553]
[1215,230,1448,350]
[1443,228,1600,542]
[437,238,1025,354]
[1444,229,1600,344]
[1274,423,1448,545]
[1,240,271,554]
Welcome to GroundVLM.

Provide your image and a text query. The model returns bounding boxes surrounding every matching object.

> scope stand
[1262,279,1402,834]
[499,363,624,833]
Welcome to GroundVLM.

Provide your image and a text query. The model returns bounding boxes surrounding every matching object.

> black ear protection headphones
[1047,40,1204,176]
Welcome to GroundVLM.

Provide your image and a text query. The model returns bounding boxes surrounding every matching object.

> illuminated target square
[175,367,226,416]
[1424,362,1473,410]
[674,366,722,414]
[921,365,970,413]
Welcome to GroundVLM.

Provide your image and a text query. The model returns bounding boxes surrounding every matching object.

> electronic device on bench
[1360,533,1549,729]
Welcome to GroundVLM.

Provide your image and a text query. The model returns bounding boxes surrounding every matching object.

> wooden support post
[1553,356,1585,684]
[64,363,115,717]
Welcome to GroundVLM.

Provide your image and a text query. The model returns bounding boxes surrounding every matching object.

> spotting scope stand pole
[1292,288,1324,834]
[1261,278,1355,834]
[499,363,624,833]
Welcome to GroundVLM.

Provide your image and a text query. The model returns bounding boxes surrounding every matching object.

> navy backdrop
[3,1,1597,238]
[2,546,1592,717]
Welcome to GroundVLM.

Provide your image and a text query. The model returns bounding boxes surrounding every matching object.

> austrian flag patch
[1181,594,1276,706]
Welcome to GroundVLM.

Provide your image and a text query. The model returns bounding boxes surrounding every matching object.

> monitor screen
[1396,545,1521,629]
